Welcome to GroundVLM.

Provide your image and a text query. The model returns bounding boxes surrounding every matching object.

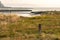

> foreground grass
[0,12,60,40]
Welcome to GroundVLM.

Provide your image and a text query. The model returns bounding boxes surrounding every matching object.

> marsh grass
[0,11,60,40]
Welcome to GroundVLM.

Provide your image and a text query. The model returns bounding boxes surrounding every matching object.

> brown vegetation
[0,11,60,40]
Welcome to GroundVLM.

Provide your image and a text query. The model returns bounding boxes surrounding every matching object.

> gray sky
[0,0,60,7]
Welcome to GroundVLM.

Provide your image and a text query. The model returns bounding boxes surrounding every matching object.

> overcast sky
[0,0,60,7]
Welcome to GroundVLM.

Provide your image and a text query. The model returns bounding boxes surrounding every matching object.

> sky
[0,0,60,7]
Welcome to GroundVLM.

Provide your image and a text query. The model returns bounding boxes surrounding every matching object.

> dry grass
[0,11,60,40]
